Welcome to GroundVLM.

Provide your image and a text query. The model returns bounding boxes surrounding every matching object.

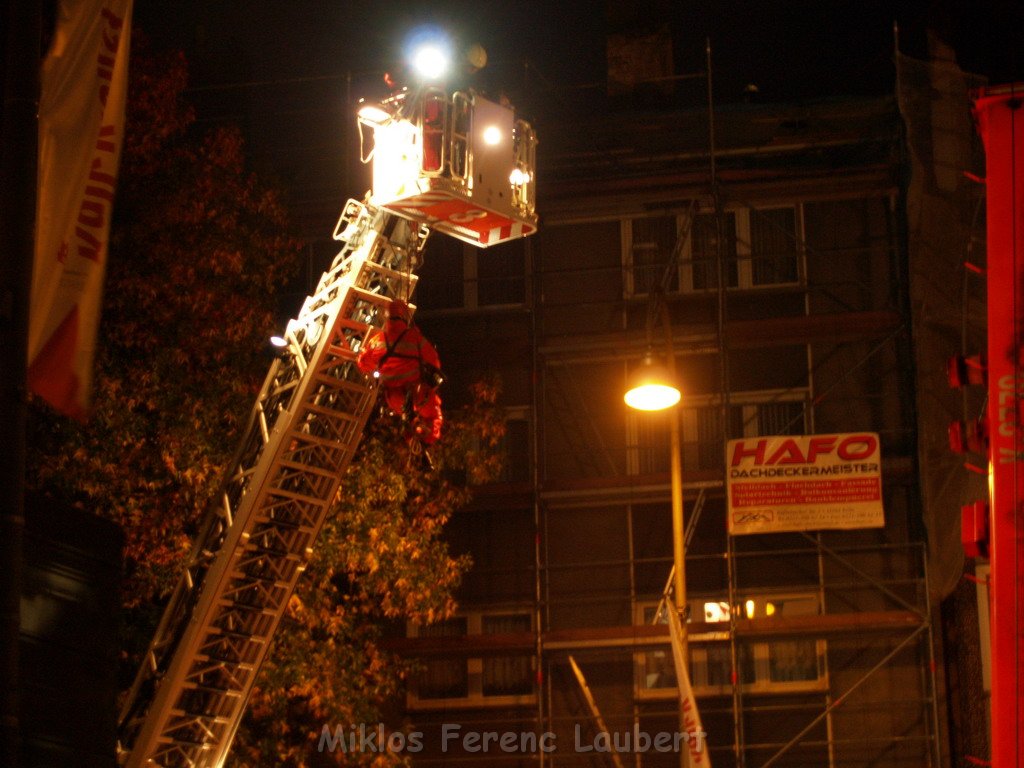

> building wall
[406,96,942,768]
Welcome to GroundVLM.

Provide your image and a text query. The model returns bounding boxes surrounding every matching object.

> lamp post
[624,351,686,630]
[624,331,690,766]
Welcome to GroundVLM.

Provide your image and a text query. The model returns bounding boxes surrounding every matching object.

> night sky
[134,0,1023,97]
[131,0,1023,235]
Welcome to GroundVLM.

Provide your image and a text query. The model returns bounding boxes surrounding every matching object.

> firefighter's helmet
[388,299,410,321]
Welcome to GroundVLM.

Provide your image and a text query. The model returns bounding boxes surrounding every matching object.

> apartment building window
[623,205,802,297]
[682,397,808,471]
[417,235,464,309]
[416,617,469,699]
[625,214,679,295]
[627,392,808,475]
[495,408,531,483]
[417,236,527,310]
[636,594,826,698]
[408,610,535,708]
[689,211,739,290]
[752,399,807,436]
[481,614,533,696]
[475,239,527,306]
[749,206,800,285]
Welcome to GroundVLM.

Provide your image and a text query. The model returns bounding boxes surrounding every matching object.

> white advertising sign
[726,433,884,535]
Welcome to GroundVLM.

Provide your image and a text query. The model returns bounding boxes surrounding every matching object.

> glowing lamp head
[410,42,449,80]
[625,382,681,411]
[482,125,502,145]
[269,334,288,348]
[624,355,680,411]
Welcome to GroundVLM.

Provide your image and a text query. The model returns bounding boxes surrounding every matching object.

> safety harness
[373,323,444,388]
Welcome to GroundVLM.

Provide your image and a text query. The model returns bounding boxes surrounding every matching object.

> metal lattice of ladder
[117,200,428,767]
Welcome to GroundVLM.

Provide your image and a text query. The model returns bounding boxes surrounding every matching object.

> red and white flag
[667,605,711,767]
[29,0,133,418]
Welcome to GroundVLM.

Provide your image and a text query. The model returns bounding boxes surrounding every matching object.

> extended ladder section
[119,83,537,767]
[117,200,429,767]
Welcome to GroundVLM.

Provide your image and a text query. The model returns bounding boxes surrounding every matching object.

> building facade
[396,82,972,768]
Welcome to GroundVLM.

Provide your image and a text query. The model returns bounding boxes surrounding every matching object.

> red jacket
[357,317,441,387]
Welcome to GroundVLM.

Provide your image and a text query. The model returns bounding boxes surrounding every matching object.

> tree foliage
[25,34,505,766]
[237,380,506,767]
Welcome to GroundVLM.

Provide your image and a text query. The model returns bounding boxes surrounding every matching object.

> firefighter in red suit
[357,299,443,446]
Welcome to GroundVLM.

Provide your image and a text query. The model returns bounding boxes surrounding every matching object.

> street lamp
[624,352,680,411]
[624,348,686,637]
[625,336,690,766]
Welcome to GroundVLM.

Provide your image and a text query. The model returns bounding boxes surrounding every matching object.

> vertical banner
[666,605,709,767]
[29,0,133,419]
[726,433,884,535]
[973,85,1024,768]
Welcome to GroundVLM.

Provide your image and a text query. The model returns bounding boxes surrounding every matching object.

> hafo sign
[726,433,884,535]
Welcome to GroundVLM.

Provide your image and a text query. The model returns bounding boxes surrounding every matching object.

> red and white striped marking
[381,191,535,247]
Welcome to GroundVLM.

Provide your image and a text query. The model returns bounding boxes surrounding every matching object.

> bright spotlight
[268,333,290,358]
[482,125,502,145]
[410,43,449,80]
[509,167,532,185]
[404,25,453,81]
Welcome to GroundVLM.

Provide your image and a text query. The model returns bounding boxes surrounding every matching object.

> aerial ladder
[115,79,537,767]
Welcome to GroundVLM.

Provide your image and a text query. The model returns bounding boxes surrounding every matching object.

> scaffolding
[395,46,951,768]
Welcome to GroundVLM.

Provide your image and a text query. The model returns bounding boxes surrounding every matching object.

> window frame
[494,405,532,484]
[406,608,537,710]
[417,237,529,311]
[622,203,805,298]
[626,389,810,476]
[634,593,829,699]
